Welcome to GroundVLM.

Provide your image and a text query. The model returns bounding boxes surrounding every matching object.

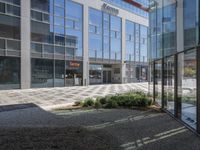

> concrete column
[83,4,89,86]
[121,18,126,84]
[21,0,31,89]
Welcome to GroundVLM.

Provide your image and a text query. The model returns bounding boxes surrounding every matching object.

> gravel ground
[0,106,200,150]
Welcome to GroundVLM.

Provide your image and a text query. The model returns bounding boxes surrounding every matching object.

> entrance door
[103,71,111,84]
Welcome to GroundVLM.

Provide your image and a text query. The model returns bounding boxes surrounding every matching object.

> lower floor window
[0,56,20,89]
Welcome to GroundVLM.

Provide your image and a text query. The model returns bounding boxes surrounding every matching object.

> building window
[0,14,20,40]
[0,56,20,89]
[31,58,54,88]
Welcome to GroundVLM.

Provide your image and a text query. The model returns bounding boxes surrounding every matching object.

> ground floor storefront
[0,56,149,89]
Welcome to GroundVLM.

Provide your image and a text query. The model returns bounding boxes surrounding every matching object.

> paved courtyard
[0,107,200,150]
[0,83,148,110]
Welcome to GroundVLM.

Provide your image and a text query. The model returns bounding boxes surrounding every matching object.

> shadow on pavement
[0,103,120,150]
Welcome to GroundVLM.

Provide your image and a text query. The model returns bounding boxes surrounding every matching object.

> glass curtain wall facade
[89,8,122,62]
[125,20,148,82]
[0,0,21,89]
[149,0,199,131]
[31,0,83,88]
[0,0,149,89]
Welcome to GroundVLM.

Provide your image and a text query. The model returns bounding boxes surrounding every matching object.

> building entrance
[103,70,111,84]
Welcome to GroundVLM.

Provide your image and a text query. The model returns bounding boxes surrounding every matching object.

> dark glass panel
[31,58,53,88]
[0,39,5,49]
[31,43,42,53]
[0,14,20,39]
[0,2,5,13]
[7,39,20,50]
[55,60,65,87]
[31,0,49,12]
[7,4,20,16]
[31,10,42,21]
[31,21,53,43]
[0,57,20,89]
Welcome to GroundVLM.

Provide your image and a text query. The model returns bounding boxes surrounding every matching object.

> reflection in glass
[89,8,103,59]
[184,0,197,49]
[31,59,54,88]
[89,64,103,85]
[66,0,83,58]
[155,60,162,106]
[164,56,175,113]
[178,50,196,129]
[55,60,65,87]
[65,61,83,86]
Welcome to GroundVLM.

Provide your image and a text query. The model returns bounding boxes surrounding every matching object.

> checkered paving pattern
[0,83,148,109]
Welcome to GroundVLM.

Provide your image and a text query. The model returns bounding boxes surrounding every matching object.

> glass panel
[43,44,54,53]
[31,10,42,21]
[184,0,197,49]
[7,40,20,50]
[126,20,135,62]
[155,60,162,106]
[1,0,20,5]
[54,6,64,17]
[55,60,65,87]
[163,1,176,56]
[31,43,42,53]
[0,14,20,39]
[164,56,175,114]
[89,64,103,85]
[7,4,20,16]
[31,0,50,12]
[0,39,5,49]
[66,0,83,58]
[178,49,196,129]
[31,59,54,88]
[89,8,103,59]
[110,15,121,60]
[0,57,20,89]
[31,21,53,43]
[0,2,5,13]
[55,46,65,54]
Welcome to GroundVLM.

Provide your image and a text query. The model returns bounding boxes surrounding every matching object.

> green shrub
[99,97,107,105]
[94,100,102,109]
[80,92,152,109]
[104,99,118,108]
[83,98,94,107]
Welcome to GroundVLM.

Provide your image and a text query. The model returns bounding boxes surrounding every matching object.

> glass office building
[149,0,200,132]
[0,0,148,89]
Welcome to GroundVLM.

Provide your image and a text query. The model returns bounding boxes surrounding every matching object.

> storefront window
[89,64,103,85]
[31,59,54,88]
[65,61,83,86]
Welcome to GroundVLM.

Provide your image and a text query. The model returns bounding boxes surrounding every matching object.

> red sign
[69,62,80,68]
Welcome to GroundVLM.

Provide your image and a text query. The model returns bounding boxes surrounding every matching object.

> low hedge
[77,92,152,109]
